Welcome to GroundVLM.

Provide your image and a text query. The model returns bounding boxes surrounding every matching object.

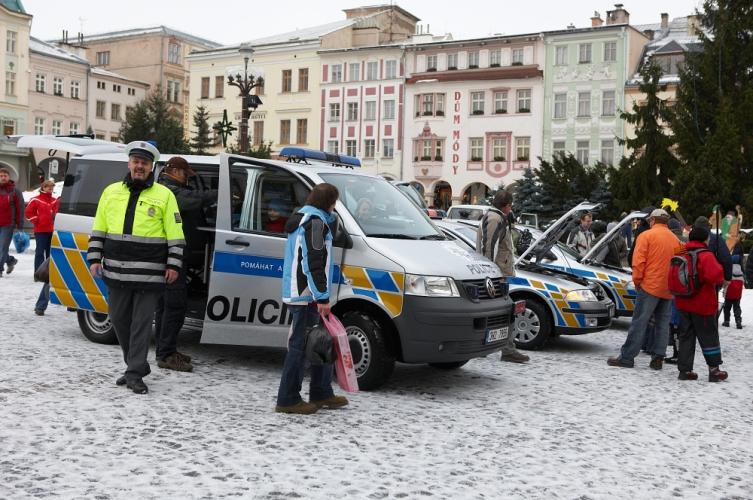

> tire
[512,299,551,350]
[429,360,469,370]
[77,310,118,345]
[341,311,395,390]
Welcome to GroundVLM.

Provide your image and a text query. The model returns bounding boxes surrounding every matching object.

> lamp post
[227,44,264,154]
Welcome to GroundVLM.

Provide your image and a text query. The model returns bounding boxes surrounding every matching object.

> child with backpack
[670,226,728,382]
[722,250,744,329]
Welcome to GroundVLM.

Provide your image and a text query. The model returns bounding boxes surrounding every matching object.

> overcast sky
[23,0,704,46]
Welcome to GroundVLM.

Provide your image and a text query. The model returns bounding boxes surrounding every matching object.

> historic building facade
[88,67,149,142]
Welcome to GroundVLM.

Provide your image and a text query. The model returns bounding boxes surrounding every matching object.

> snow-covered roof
[241,19,355,47]
[30,37,89,66]
[49,26,221,49]
[90,67,149,87]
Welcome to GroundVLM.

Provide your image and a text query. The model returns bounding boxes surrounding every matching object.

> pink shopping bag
[321,314,359,393]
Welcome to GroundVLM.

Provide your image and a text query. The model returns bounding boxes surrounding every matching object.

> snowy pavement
[1,246,752,499]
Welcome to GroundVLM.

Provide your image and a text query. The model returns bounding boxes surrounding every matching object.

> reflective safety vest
[87,176,185,289]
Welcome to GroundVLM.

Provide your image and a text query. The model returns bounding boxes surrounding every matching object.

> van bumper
[394,295,514,363]
[556,300,613,334]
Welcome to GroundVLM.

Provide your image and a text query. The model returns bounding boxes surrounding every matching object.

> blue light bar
[279,147,361,168]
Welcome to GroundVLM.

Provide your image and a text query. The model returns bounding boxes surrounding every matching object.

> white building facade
[88,67,149,142]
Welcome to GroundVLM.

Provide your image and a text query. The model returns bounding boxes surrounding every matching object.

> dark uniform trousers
[677,310,723,372]
[154,266,187,361]
[108,286,161,382]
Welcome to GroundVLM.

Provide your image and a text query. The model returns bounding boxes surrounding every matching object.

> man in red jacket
[0,167,25,278]
[675,226,728,382]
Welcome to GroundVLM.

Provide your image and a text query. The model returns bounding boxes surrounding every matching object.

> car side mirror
[332,214,352,249]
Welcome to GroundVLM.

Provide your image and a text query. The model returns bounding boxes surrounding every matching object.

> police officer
[87,141,185,394]
[154,156,217,372]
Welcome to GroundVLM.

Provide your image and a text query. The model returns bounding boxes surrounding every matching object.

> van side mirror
[332,214,352,249]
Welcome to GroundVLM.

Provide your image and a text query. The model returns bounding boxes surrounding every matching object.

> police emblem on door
[486,277,496,298]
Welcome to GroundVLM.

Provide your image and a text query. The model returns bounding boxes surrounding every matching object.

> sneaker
[709,367,728,382]
[176,351,192,363]
[34,309,44,316]
[157,353,193,372]
[275,401,318,414]
[126,379,148,394]
[501,350,530,363]
[607,357,634,368]
[649,357,663,370]
[310,395,349,410]
[678,371,698,380]
[722,322,730,327]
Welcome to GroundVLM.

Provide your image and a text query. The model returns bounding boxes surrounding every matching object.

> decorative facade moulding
[406,66,543,84]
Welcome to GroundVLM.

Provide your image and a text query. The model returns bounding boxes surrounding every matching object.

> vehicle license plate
[486,326,509,344]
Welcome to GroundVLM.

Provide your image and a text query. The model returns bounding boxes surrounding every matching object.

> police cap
[125,140,160,163]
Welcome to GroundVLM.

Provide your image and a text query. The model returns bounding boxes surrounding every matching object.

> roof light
[279,147,361,168]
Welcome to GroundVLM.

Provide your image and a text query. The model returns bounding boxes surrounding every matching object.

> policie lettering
[206,296,293,325]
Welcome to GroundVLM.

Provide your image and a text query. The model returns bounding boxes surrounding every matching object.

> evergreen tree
[228,140,274,159]
[609,60,679,213]
[119,86,188,153]
[513,167,543,214]
[189,105,214,154]
[671,0,753,219]
[536,153,603,217]
[85,125,94,136]
[481,182,505,206]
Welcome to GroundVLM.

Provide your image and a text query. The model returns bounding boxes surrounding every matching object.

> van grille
[462,277,508,300]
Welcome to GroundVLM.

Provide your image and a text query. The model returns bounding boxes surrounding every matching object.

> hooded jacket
[675,240,725,315]
[0,180,24,229]
[25,191,59,233]
[476,207,515,276]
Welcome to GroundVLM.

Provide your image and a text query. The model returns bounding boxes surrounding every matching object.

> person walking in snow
[0,167,24,278]
[25,179,59,315]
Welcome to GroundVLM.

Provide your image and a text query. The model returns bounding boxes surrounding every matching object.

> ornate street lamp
[227,44,264,154]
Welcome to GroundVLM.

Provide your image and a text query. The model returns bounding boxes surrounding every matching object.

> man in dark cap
[693,216,732,283]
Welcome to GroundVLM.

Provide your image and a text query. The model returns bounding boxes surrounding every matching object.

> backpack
[668,248,709,297]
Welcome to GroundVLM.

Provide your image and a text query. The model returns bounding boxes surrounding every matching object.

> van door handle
[225,238,250,247]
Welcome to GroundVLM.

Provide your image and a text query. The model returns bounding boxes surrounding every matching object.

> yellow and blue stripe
[49,231,108,313]
[342,266,404,317]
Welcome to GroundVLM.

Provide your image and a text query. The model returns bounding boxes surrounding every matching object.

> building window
[383,138,394,158]
[55,74,67,94]
[349,62,360,82]
[385,60,397,79]
[6,30,17,54]
[35,73,46,93]
[5,71,15,96]
[579,43,592,63]
[471,91,485,115]
[577,91,591,117]
[96,51,110,66]
[51,120,62,135]
[516,137,531,161]
[492,138,507,161]
[298,68,308,91]
[215,76,224,98]
[347,102,358,121]
[2,118,15,135]
[252,121,264,146]
[345,139,357,156]
[555,46,567,66]
[34,117,45,135]
[383,100,395,120]
[427,55,437,71]
[447,53,458,70]
[604,41,617,62]
[96,100,106,118]
[553,92,567,119]
[469,137,483,161]
[601,139,614,165]
[436,93,445,115]
[97,81,105,89]
[494,91,508,114]
[281,69,292,92]
[576,140,589,164]
[95,134,105,140]
[71,80,80,99]
[434,140,444,160]
[279,119,291,144]
[167,81,179,103]
[113,84,121,93]
[329,102,340,121]
[512,48,524,65]
[168,42,180,64]
[422,140,431,159]
[111,103,121,121]
[365,101,376,120]
[468,51,479,68]
[127,87,135,96]
[489,49,501,67]
[201,77,210,99]
[517,89,531,113]
[295,119,307,144]
[327,140,338,154]
[70,122,80,135]
[421,94,434,116]
[364,139,375,158]
[552,141,566,157]
[331,64,342,83]
[602,90,616,116]
[366,61,377,80]
[125,105,134,117]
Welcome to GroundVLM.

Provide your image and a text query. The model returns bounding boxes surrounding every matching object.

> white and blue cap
[125,140,160,162]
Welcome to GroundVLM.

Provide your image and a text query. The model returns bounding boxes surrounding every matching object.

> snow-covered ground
[1,244,752,499]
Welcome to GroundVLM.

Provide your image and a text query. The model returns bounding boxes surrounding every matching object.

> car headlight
[405,274,460,297]
[565,289,597,302]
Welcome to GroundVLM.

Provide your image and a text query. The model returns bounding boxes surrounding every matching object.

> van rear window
[59,159,127,217]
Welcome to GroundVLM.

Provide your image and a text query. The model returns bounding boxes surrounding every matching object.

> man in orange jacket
[608,209,684,369]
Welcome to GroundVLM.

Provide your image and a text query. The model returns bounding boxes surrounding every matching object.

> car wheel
[77,310,118,345]
[429,360,469,370]
[513,299,551,350]
[341,311,395,390]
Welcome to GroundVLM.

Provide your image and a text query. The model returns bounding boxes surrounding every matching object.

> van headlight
[405,274,460,297]
[565,289,597,302]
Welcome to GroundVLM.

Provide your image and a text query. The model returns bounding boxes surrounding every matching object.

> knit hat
[694,216,711,230]
[689,226,709,242]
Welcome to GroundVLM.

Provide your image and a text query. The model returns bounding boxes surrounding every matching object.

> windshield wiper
[366,233,419,239]
[419,234,446,240]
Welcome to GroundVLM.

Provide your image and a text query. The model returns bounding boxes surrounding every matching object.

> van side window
[59,160,126,216]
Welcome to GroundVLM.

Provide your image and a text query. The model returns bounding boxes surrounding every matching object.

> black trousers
[677,311,723,373]
[108,286,161,382]
[154,267,187,361]
[722,299,742,325]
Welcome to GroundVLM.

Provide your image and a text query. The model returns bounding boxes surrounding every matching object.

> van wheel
[429,360,469,370]
[77,310,118,345]
[342,311,395,391]
[513,299,551,350]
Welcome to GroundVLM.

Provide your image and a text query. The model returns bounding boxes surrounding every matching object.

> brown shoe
[649,357,663,370]
[500,350,530,363]
[607,357,634,368]
[275,401,319,414]
[176,351,192,363]
[157,353,193,372]
[310,395,349,409]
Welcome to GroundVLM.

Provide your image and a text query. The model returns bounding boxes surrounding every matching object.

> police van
[16,136,515,390]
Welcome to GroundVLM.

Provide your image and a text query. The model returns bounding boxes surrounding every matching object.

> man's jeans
[0,225,14,272]
[276,303,334,407]
[619,287,672,363]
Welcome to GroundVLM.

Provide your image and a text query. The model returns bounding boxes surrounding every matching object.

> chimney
[643,29,654,40]
[62,29,68,44]
[606,3,630,25]
[687,15,699,36]
[591,11,603,27]
[661,13,669,29]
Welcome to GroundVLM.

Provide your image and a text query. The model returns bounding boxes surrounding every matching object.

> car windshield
[396,184,428,210]
[454,225,478,242]
[320,173,443,239]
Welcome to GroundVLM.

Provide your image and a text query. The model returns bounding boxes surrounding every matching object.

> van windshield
[320,173,443,240]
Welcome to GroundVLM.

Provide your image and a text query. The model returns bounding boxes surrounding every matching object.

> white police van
[16,136,515,390]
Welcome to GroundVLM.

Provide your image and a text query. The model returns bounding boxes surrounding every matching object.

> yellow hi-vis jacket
[87,175,185,289]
